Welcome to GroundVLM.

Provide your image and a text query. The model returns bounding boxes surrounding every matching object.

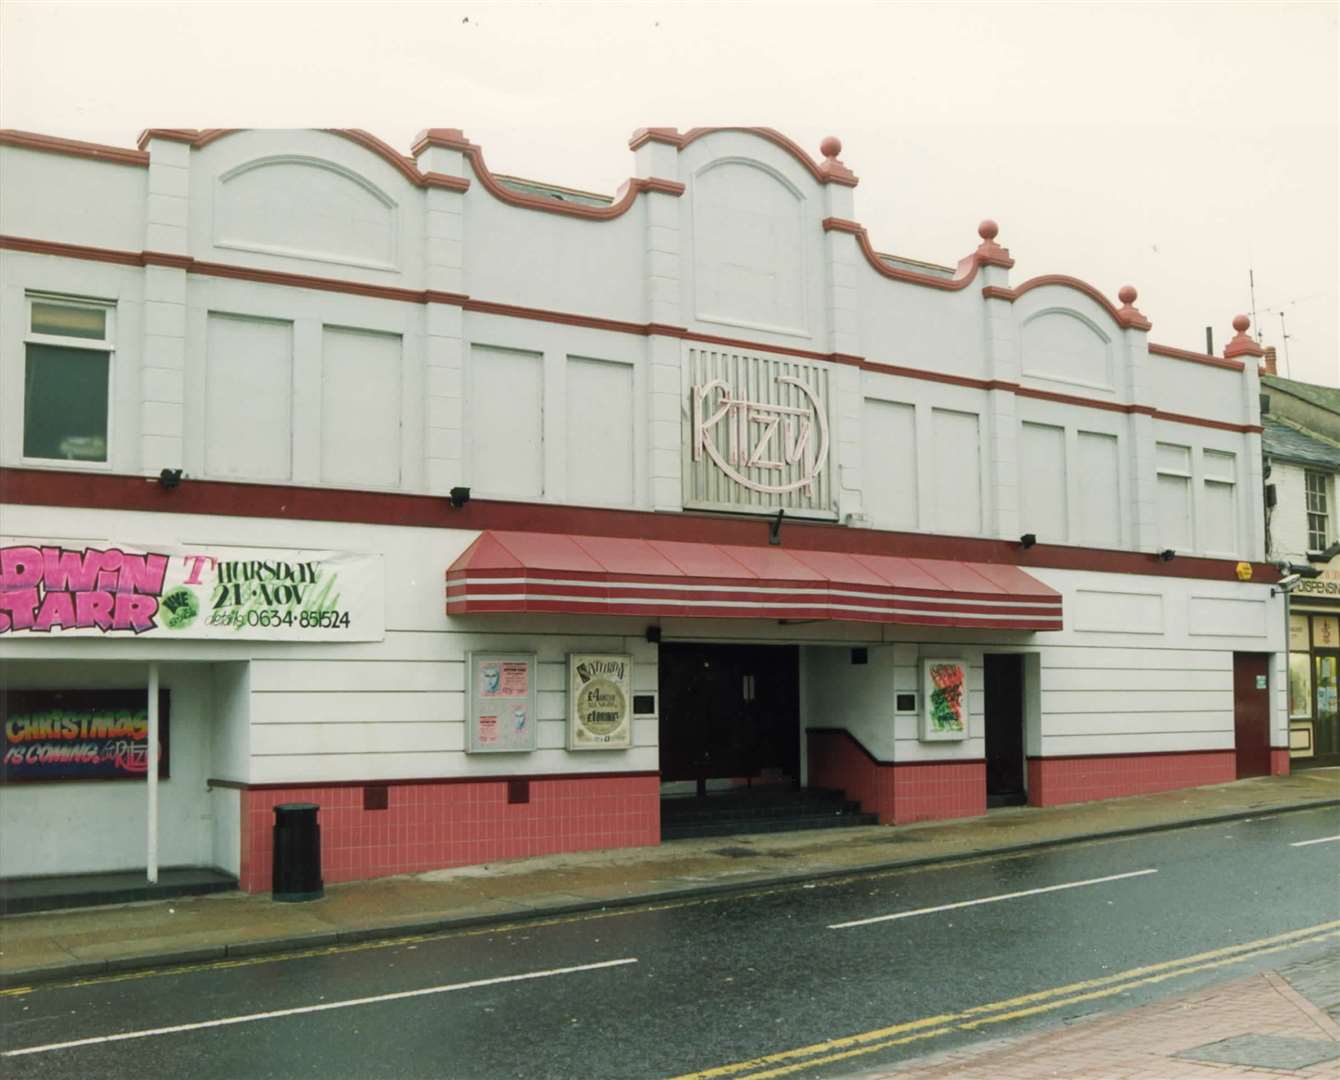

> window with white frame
[1306,470,1330,551]
[1202,450,1238,555]
[23,295,114,463]
[1155,442,1193,551]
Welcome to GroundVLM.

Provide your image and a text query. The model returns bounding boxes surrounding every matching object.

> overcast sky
[3,1,1336,384]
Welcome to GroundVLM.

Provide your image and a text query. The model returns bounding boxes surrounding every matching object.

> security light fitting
[448,486,471,509]
[158,468,183,490]
[1019,533,1036,549]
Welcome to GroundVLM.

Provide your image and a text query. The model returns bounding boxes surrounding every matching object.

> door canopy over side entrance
[446,531,1062,630]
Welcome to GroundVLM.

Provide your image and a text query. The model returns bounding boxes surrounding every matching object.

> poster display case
[466,652,537,753]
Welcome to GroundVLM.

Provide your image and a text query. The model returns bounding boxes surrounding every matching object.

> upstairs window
[1306,470,1330,551]
[23,296,113,464]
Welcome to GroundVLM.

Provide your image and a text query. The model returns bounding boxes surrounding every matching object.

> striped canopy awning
[446,532,1062,631]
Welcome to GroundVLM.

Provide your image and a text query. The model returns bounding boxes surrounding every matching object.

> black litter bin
[272,802,324,902]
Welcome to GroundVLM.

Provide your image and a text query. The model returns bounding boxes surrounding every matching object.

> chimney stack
[1262,346,1278,376]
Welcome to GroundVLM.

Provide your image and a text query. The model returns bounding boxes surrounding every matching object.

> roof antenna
[1278,311,1293,378]
[1249,265,1261,342]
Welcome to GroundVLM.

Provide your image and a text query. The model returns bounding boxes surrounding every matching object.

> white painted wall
[0,129,1265,558]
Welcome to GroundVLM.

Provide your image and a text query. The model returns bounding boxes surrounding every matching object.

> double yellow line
[670,919,1340,1079]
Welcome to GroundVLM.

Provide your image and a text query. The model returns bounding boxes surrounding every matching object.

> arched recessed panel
[1020,308,1114,392]
[214,156,398,270]
[692,159,807,336]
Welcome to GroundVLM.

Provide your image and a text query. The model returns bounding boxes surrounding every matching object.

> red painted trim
[824,217,1011,290]
[985,275,1152,331]
[1026,749,1229,762]
[0,234,144,267]
[0,233,1259,437]
[462,297,651,336]
[211,770,658,791]
[412,128,684,219]
[0,129,150,167]
[1153,410,1261,435]
[806,728,986,768]
[631,127,858,186]
[1149,342,1245,373]
[130,127,475,194]
[0,466,1279,583]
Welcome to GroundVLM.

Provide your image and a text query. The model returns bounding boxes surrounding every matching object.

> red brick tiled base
[1027,750,1236,807]
[806,730,985,825]
[807,729,896,823]
[1271,748,1292,776]
[238,774,660,893]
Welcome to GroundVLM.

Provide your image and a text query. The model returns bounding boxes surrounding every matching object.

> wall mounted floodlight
[769,508,785,546]
[645,626,662,644]
[158,468,183,490]
[1157,549,1176,562]
[1310,540,1340,563]
[1019,533,1036,549]
[448,486,471,509]
[1275,573,1302,594]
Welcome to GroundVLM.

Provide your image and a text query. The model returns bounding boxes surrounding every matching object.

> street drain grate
[1174,1034,1340,1070]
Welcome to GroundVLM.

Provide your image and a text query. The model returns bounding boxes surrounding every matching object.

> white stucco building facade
[0,125,1286,891]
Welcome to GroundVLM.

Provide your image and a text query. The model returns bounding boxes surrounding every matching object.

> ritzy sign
[0,543,384,641]
[684,348,834,517]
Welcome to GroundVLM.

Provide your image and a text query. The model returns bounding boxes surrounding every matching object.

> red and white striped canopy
[446,532,1062,631]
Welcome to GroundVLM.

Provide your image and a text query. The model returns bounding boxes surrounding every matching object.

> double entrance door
[658,643,800,790]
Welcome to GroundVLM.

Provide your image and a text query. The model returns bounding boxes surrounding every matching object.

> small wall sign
[921,659,968,741]
[466,652,537,753]
[1255,674,1268,690]
[568,653,633,751]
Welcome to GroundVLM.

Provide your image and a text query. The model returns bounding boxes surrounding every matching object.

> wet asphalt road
[2,807,1338,1080]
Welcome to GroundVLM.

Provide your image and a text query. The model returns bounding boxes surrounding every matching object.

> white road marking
[828,869,1159,930]
[1290,835,1340,847]
[3,957,638,1057]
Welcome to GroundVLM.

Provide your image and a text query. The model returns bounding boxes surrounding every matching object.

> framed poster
[568,653,633,750]
[466,652,537,753]
[921,659,968,741]
[2,688,170,782]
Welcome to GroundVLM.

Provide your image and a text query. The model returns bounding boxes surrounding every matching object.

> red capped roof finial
[1225,313,1264,360]
[1115,284,1150,330]
[974,218,1012,268]
[815,135,857,184]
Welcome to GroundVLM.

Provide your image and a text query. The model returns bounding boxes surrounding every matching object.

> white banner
[0,542,384,641]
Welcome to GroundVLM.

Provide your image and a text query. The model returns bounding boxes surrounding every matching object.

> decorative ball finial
[1118,285,1137,305]
[1233,314,1251,334]
[978,219,999,242]
[819,135,842,160]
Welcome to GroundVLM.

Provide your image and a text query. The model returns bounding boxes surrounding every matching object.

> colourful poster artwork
[2,689,170,782]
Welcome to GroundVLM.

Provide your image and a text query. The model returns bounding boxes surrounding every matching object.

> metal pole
[147,662,159,885]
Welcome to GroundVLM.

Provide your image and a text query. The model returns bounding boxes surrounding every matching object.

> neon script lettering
[0,546,168,634]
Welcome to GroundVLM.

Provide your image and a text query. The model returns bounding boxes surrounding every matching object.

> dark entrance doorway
[1233,652,1272,778]
[658,643,800,793]
[984,654,1026,807]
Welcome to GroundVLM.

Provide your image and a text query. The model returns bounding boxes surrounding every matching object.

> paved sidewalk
[857,954,1340,1078]
[1,769,1337,987]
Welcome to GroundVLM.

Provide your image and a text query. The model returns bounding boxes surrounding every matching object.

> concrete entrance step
[1,867,237,916]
